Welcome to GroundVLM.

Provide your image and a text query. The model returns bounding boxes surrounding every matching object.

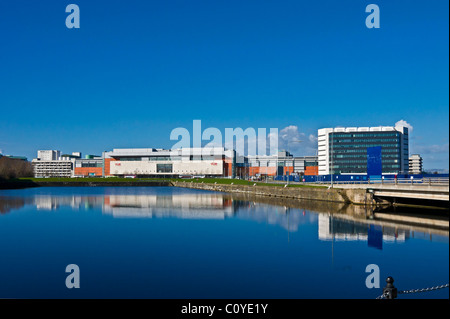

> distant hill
[423,168,449,174]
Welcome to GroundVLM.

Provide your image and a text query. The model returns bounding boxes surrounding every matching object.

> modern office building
[318,124,409,175]
[409,154,423,175]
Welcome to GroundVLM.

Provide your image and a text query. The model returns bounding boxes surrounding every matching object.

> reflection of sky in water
[0,186,448,299]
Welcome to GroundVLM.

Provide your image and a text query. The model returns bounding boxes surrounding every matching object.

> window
[157,164,172,173]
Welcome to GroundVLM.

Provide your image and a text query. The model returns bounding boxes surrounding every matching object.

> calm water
[0,186,448,299]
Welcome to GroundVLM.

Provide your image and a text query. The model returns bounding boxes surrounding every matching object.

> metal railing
[317,177,449,185]
[270,177,449,186]
[376,277,449,299]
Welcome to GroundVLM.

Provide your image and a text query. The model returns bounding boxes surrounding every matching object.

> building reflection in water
[1,192,447,249]
[103,194,234,219]
[318,214,408,250]
[33,195,104,211]
[0,196,31,214]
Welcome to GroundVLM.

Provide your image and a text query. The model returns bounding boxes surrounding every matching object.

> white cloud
[221,125,317,157]
[277,125,317,156]
[395,120,413,133]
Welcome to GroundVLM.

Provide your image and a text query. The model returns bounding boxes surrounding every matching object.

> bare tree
[0,157,33,180]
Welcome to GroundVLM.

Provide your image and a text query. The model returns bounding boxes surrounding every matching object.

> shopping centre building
[103,147,235,178]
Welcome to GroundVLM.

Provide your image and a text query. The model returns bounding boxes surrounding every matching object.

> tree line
[0,157,33,179]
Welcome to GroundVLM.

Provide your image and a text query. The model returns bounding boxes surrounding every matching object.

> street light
[331,132,333,188]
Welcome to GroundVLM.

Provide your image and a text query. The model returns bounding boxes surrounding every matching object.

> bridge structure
[333,183,449,207]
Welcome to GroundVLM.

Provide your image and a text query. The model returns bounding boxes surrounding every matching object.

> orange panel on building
[74,167,103,177]
[304,166,318,176]
[223,159,233,177]
[249,167,260,176]
[248,166,277,176]
[104,158,117,176]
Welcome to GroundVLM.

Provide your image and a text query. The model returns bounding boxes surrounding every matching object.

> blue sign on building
[367,146,382,177]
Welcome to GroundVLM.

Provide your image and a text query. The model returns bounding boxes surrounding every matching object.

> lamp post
[330,132,334,188]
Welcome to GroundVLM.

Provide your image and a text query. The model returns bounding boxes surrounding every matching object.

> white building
[31,159,75,178]
[409,154,423,174]
[104,147,235,177]
[37,150,61,161]
[33,150,75,177]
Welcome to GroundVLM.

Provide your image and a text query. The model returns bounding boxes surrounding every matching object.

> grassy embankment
[12,177,326,188]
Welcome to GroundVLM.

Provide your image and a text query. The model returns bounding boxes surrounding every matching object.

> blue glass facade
[329,131,404,174]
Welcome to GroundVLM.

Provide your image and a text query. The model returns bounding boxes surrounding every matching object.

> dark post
[382,276,398,299]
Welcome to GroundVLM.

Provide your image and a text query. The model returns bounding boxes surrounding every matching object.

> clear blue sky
[0,0,448,169]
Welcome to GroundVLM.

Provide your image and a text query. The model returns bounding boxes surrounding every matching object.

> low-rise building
[74,156,104,177]
[409,154,423,175]
[32,159,74,178]
[294,156,319,176]
[103,147,235,178]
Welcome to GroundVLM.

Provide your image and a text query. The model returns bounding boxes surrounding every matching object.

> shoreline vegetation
[0,177,368,206]
[0,177,327,189]
[0,156,33,180]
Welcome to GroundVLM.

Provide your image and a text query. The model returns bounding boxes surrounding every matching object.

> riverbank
[1,177,327,189]
[0,178,171,189]
[0,179,40,189]
[1,177,374,205]
[172,180,375,205]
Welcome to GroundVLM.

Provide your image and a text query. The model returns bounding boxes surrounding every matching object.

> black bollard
[382,276,398,299]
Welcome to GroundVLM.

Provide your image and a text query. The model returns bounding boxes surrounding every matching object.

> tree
[0,157,33,180]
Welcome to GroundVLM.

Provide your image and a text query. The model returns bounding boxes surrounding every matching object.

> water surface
[0,186,448,299]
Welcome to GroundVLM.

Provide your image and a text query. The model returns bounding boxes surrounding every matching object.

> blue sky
[0,0,448,169]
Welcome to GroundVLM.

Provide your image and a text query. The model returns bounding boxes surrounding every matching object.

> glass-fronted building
[318,125,409,175]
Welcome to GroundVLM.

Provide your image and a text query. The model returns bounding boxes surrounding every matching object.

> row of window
[330,148,399,153]
[331,159,399,164]
[331,154,400,159]
[330,133,399,138]
[80,163,103,168]
[330,138,399,143]
[331,164,401,169]
[331,144,400,149]
[116,156,224,161]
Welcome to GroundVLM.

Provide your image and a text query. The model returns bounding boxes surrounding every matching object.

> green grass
[172,178,326,188]
[16,177,326,188]
[20,177,160,183]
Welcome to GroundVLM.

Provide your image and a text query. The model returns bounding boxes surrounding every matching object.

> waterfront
[0,186,448,299]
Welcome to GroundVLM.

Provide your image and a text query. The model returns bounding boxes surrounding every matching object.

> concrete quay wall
[172,181,374,205]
